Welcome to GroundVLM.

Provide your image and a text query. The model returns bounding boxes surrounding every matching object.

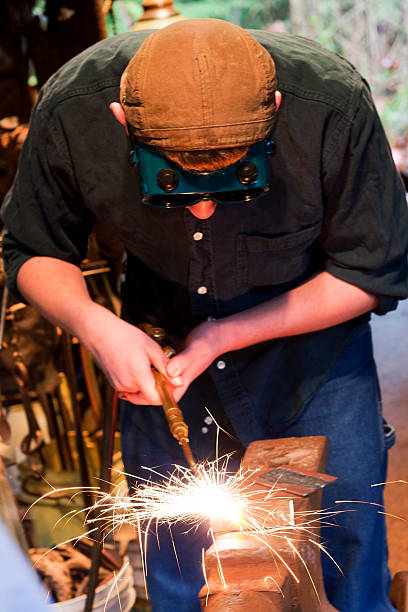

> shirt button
[201,426,209,434]
[216,360,226,370]
[193,231,203,241]
[204,416,213,425]
[197,286,207,295]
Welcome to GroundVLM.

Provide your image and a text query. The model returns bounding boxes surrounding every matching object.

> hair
[159,146,250,172]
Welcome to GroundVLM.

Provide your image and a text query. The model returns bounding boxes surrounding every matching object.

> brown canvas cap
[120,18,277,150]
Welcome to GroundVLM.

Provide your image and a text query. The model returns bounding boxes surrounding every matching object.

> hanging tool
[8,311,44,458]
[12,360,44,457]
[139,323,197,471]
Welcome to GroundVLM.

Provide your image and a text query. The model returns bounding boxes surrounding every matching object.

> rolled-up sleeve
[320,81,408,315]
[1,95,94,298]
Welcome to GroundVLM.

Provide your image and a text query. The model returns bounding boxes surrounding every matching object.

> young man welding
[2,18,407,612]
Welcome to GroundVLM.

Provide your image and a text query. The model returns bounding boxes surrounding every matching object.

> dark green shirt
[2,30,407,443]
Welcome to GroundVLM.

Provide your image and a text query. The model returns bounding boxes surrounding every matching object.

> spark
[103,561,129,612]
[27,456,344,603]
[76,456,343,589]
[371,479,408,487]
[27,455,343,564]
[84,457,290,534]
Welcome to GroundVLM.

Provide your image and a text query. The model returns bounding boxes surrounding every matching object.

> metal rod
[84,385,118,612]
[0,286,8,349]
[54,384,75,470]
[61,331,93,508]
[37,392,67,470]
[79,345,102,429]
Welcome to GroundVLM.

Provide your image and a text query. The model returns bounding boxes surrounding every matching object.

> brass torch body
[152,369,196,470]
[138,322,197,470]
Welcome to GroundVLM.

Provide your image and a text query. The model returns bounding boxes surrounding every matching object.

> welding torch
[139,323,197,471]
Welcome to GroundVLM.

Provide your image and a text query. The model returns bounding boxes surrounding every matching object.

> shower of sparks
[78,458,321,538]
[71,457,342,592]
[27,456,344,602]
[91,458,254,531]
[28,465,408,610]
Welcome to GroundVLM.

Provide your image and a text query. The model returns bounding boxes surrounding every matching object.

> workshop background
[0,1,407,611]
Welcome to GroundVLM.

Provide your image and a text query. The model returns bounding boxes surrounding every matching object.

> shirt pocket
[236,224,321,287]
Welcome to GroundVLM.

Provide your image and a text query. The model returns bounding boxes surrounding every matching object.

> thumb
[166,354,189,385]
[148,345,170,375]
[145,343,170,380]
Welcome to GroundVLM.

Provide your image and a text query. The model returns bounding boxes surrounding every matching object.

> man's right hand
[84,309,172,405]
[16,257,180,405]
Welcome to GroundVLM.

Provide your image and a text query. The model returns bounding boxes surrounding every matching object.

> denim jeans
[121,324,396,612]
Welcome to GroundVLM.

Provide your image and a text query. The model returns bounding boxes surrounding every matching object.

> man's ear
[110,102,128,130]
[275,90,282,111]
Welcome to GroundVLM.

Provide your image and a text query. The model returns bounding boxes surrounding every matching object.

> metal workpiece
[199,436,338,611]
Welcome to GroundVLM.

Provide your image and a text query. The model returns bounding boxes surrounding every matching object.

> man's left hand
[166,320,222,401]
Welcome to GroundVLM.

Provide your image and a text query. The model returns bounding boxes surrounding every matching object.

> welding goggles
[129,139,275,208]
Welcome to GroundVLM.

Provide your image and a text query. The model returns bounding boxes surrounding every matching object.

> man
[2,18,407,612]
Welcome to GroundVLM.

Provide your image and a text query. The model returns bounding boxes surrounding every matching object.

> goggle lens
[145,187,267,208]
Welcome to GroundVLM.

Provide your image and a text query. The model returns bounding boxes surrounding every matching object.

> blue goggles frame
[129,139,275,208]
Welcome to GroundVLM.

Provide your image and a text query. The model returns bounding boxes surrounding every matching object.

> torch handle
[152,369,196,470]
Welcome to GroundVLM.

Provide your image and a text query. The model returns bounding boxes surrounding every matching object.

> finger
[166,351,194,380]
[171,382,190,404]
[145,344,181,394]
[115,360,160,404]
[137,367,161,403]
[147,341,170,374]
[130,341,168,403]
[117,390,161,406]
[165,367,184,386]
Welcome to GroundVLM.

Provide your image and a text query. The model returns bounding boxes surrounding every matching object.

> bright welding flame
[84,456,337,546]
[187,483,245,524]
[89,458,254,532]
